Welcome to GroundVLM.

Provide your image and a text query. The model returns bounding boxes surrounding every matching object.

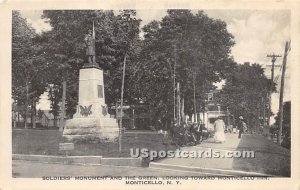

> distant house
[40,110,66,128]
[12,101,67,128]
[12,103,32,128]
[191,90,233,131]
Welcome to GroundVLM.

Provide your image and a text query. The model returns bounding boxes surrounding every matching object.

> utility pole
[278,41,291,145]
[267,53,282,87]
[266,53,281,126]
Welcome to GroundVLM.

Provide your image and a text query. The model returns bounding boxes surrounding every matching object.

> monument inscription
[98,85,103,98]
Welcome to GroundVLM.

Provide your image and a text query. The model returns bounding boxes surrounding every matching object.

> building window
[207,93,213,101]
[98,85,103,98]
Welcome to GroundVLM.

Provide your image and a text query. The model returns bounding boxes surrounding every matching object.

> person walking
[213,116,226,143]
[237,116,245,138]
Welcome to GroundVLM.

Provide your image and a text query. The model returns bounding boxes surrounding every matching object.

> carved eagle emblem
[79,105,92,117]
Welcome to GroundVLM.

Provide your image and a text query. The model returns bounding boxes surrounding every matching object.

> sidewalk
[150,133,290,177]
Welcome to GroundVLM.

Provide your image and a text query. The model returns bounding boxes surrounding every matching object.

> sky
[19,10,291,123]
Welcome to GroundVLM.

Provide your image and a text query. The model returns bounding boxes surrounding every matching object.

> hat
[239,116,243,120]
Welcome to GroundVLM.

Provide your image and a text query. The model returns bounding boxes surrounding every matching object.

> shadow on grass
[232,134,290,177]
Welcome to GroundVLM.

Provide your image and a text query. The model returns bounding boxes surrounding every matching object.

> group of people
[162,116,247,146]
[169,122,210,147]
[213,116,247,143]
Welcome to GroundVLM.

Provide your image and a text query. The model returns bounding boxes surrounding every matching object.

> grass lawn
[232,135,291,176]
[12,129,176,159]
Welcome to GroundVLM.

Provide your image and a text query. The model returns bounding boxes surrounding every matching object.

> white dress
[214,119,226,142]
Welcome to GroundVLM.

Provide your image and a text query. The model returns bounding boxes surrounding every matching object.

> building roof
[42,110,67,120]
[43,110,54,120]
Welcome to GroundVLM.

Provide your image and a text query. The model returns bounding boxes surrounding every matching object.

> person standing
[84,29,96,65]
[213,116,226,143]
[237,116,244,138]
[232,124,237,133]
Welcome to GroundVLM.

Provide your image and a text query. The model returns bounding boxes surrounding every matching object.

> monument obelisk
[63,22,119,142]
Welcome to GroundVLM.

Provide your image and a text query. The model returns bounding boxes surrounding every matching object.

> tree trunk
[247,118,250,132]
[226,108,229,126]
[180,97,185,123]
[54,116,57,128]
[13,112,16,128]
[188,113,192,122]
[59,80,66,132]
[176,82,181,125]
[262,97,266,126]
[24,82,29,129]
[32,101,36,128]
[193,73,197,122]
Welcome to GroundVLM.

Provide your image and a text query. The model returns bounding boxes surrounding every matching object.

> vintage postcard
[0,0,299,189]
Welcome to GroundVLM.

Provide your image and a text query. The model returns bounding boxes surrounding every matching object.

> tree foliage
[131,10,235,124]
[215,62,272,127]
[12,11,48,127]
[41,10,141,117]
[13,10,273,131]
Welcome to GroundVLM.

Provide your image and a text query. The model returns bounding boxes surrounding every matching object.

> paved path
[153,133,290,176]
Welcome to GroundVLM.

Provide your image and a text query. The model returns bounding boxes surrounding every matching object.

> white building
[190,90,231,131]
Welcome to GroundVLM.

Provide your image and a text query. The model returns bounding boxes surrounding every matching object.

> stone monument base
[62,66,119,143]
[63,117,119,142]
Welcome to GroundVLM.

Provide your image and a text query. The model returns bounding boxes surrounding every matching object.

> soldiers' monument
[63,23,119,142]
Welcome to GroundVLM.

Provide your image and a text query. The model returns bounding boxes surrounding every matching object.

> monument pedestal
[63,66,119,142]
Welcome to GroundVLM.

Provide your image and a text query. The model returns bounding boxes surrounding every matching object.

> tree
[131,10,235,126]
[216,62,272,132]
[41,10,141,117]
[48,84,62,127]
[102,10,141,108]
[41,10,94,117]
[12,11,48,128]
